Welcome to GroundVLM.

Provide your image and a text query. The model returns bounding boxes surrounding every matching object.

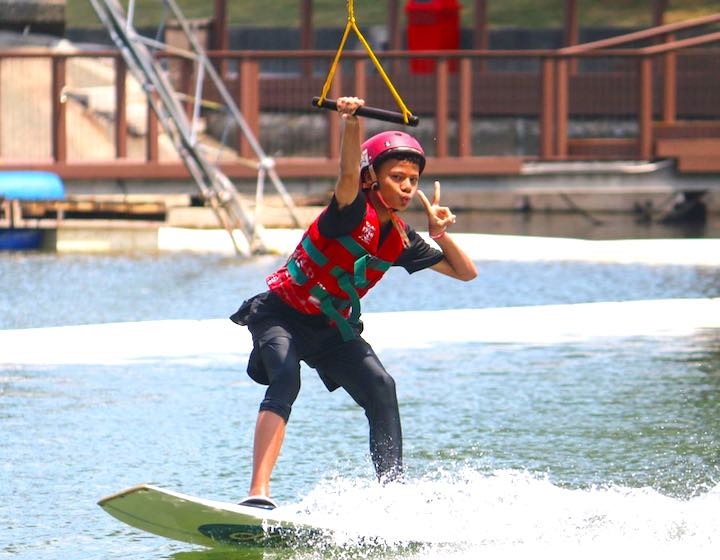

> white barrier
[158,228,720,266]
[1,298,718,366]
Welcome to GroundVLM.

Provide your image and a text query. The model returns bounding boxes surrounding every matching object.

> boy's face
[374,158,420,211]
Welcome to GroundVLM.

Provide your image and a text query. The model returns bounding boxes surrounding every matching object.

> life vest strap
[309,284,355,341]
[287,258,308,285]
[285,231,394,341]
[332,267,361,325]
[337,235,368,258]
[353,254,392,289]
[302,235,329,266]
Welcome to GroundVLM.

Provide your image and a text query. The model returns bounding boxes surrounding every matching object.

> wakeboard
[98,484,322,548]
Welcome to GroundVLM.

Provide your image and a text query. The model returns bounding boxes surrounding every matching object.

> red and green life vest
[266,198,406,340]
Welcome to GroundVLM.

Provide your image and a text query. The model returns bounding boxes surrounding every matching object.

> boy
[230,96,477,509]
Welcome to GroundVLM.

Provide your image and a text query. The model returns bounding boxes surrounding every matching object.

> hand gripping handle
[311,97,420,127]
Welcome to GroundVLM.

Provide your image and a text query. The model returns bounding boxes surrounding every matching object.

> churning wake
[285,467,720,559]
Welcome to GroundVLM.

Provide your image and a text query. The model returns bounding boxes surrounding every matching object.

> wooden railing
[0,24,718,181]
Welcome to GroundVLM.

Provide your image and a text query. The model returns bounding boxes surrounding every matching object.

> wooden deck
[655,123,720,173]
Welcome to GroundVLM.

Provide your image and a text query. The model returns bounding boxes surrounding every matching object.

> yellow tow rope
[316,0,414,125]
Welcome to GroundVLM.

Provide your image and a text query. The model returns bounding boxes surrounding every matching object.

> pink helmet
[360,131,426,178]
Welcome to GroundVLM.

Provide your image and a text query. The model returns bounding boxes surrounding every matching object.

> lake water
[1,242,720,559]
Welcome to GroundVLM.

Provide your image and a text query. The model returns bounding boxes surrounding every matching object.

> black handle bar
[311,97,420,127]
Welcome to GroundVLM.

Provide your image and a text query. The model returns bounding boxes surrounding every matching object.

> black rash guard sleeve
[394,225,444,274]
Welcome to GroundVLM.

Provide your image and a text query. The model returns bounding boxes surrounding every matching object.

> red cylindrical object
[405,0,461,74]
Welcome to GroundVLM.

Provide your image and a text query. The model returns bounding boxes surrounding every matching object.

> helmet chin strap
[367,165,411,248]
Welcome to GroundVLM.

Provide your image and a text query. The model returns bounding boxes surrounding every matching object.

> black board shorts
[230,290,366,392]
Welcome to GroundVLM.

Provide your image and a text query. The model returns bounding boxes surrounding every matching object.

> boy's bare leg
[249,410,286,497]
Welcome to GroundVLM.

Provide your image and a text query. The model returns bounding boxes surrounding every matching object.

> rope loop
[317,0,413,125]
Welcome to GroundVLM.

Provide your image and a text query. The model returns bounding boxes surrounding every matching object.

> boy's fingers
[433,181,441,206]
[441,214,456,227]
[417,189,432,212]
[336,97,364,114]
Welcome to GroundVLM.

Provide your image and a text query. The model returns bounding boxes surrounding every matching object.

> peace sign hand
[417,181,456,238]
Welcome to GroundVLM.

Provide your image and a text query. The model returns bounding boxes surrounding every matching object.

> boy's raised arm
[334,97,365,209]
